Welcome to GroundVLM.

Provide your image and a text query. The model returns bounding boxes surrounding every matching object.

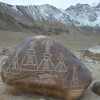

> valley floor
[0,30,100,100]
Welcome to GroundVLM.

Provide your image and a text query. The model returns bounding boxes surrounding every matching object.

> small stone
[90,66,95,69]
[91,81,100,96]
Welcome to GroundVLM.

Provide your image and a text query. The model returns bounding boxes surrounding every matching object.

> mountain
[65,3,100,27]
[0,11,70,35]
[0,2,100,27]
[0,11,25,31]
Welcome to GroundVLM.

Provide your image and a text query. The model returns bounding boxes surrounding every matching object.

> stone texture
[0,46,6,54]
[83,46,100,61]
[1,36,92,100]
[91,81,100,96]
[0,46,15,56]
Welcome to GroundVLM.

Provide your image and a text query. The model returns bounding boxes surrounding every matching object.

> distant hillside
[0,11,70,35]
[0,11,25,32]
[18,22,70,35]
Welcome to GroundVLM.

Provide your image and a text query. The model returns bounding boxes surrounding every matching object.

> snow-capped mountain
[0,2,100,27]
[65,3,100,27]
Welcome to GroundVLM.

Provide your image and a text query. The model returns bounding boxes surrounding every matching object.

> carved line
[56,53,67,72]
[42,40,53,53]
[7,48,22,74]
[7,40,68,74]
[70,65,84,91]
[20,41,38,71]
[39,53,55,71]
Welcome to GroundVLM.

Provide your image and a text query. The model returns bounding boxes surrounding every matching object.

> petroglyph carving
[56,53,67,72]
[20,41,38,71]
[39,40,55,71]
[34,74,57,85]
[7,48,22,74]
[42,40,53,53]
[29,41,36,50]
[39,53,55,71]
[70,65,84,91]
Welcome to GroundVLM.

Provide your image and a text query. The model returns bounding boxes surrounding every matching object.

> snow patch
[12,5,18,11]
[59,8,65,12]
[34,35,46,39]
[88,45,100,53]
[91,3,98,7]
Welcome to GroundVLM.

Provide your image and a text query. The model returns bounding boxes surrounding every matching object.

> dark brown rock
[1,36,92,100]
[91,81,100,96]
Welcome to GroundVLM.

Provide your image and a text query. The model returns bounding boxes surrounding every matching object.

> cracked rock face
[1,36,92,100]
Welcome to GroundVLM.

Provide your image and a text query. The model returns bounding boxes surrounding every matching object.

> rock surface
[91,81,100,96]
[0,46,16,56]
[1,36,92,100]
[83,46,100,61]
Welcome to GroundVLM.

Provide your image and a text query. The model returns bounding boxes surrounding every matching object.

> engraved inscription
[20,41,38,71]
[34,74,57,85]
[39,40,55,71]
[42,40,53,53]
[70,65,84,91]
[8,39,68,75]
[7,48,22,74]
[56,53,67,72]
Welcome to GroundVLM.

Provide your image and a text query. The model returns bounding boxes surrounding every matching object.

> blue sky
[0,0,100,9]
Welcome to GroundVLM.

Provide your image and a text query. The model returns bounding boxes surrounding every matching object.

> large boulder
[1,36,92,100]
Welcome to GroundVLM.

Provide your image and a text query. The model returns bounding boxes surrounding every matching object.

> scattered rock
[90,66,95,69]
[83,50,91,57]
[91,81,100,96]
[0,46,6,54]
[0,46,8,55]
[0,46,15,56]
[11,46,16,50]
[83,46,100,61]
[3,49,11,56]
[1,36,92,100]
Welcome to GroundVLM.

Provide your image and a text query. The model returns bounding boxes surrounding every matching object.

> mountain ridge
[0,11,70,35]
[0,2,100,27]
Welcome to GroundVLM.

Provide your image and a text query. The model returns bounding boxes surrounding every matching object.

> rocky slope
[0,2,100,27]
[65,3,100,27]
[0,11,25,32]
[0,11,70,35]
[18,22,69,35]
